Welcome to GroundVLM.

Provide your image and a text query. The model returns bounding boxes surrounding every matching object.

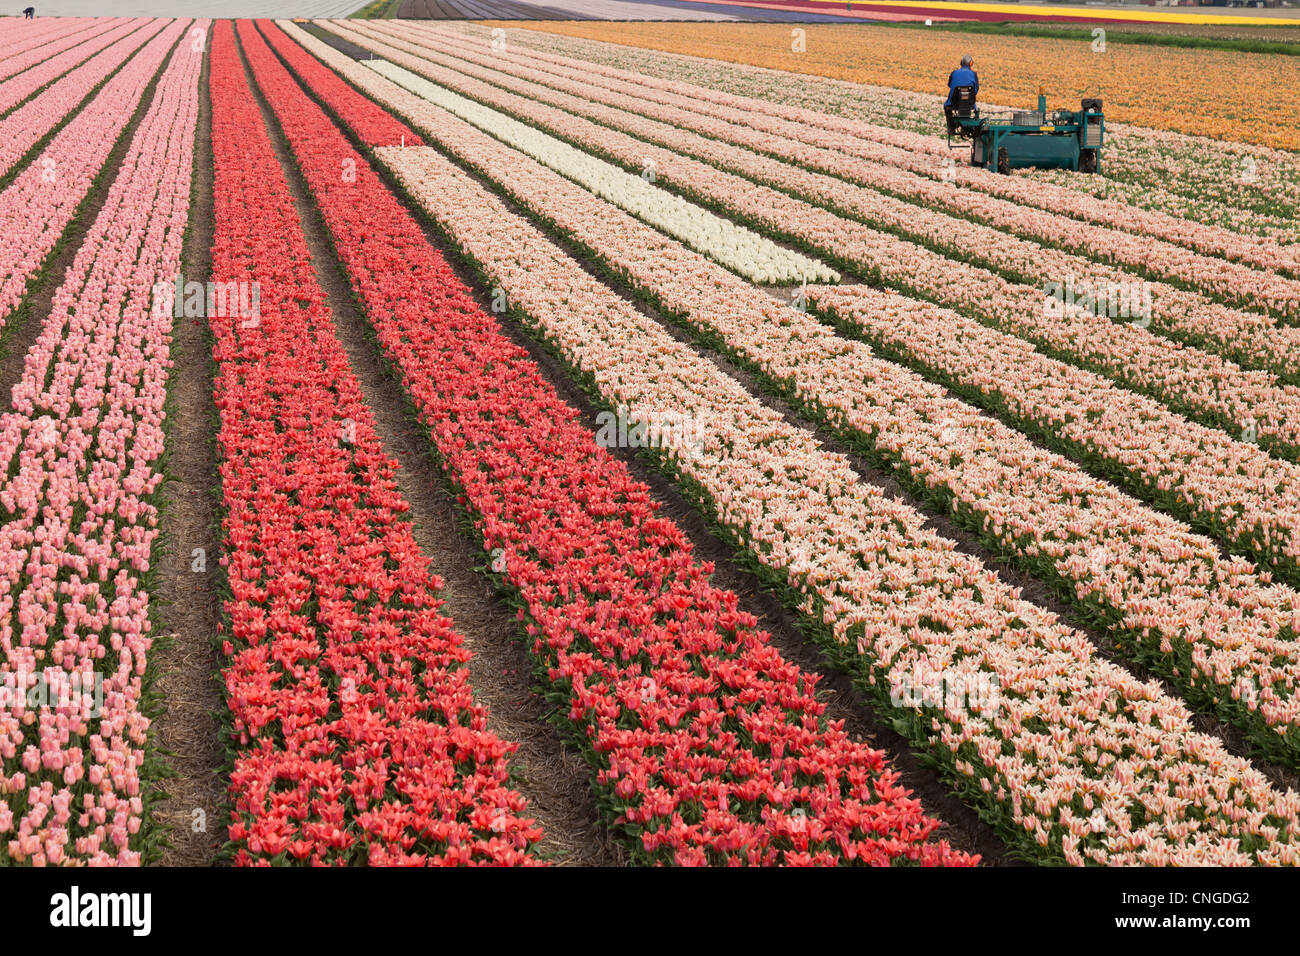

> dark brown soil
[151,22,228,868]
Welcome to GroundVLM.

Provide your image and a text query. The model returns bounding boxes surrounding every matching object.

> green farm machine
[947,86,1105,174]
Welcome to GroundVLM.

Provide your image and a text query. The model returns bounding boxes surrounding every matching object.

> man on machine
[944,55,978,136]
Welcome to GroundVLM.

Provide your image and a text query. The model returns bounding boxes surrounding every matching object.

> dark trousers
[945,105,977,136]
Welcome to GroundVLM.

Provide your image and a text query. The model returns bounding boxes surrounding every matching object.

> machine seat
[949,85,977,117]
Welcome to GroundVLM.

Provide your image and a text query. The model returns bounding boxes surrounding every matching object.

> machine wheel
[996,147,1010,175]
[1079,148,1098,174]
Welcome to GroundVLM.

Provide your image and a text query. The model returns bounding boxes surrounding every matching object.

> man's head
[961,55,974,69]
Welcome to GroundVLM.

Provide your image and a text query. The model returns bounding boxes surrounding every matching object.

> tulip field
[2,13,1300,870]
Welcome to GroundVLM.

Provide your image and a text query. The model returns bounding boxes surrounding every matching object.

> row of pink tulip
[369,126,1300,863]
[0,17,89,55]
[0,18,113,83]
[0,23,201,866]
[406,20,1300,287]
[326,23,1300,465]
[0,20,180,339]
[468,22,1300,247]
[359,21,1300,360]
[0,19,164,177]
[369,67,1300,764]
[0,20,145,115]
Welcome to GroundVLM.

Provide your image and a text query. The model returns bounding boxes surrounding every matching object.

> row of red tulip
[0,17,116,83]
[354,68,1300,763]
[327,22,1300,462]
[0,19,181,339]
[208,21,538,866]
[255,18,970,866]
[0,23,202,866]
[256,17,419,149]
[391,19,1300,315]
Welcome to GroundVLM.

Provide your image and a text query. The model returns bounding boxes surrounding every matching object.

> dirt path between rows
[235,27,623,867]
[151,22,228,868]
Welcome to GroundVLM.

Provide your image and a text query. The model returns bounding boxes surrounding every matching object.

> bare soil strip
[151,22,229,868]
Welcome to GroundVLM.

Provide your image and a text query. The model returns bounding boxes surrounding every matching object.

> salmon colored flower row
[0,19,179,339]
[208,21,538,867]
[258,18,966,867]
[359,59,1300,765]
[339,21,1300,389]
[0,23,200,866]
[255,17,419,149]
[0,18,88,59]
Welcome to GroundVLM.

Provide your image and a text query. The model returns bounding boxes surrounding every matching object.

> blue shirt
[946,67,979,106]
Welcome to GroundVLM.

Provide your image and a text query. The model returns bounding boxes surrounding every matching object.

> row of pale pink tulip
[0,23,201,866]
[360,21,1300,350]
[1093,125,1300,233]
[0,18,113,83]
[370,67,1300,764]
[459,22,1300,246]
[0,19,165,178]
[0,20,144,116]
[326,25,1300,464]
[0,17,89,57]
[406,20,1300,286]
[0,17,143,115]
[808,279,1300,578]
[1032,162,1300,249]
[366,120,1300,863]
[0,20,180,340]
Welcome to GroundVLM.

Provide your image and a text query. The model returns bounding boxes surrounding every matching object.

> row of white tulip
[435,20,1300,247]
[366,66,1300,762]
[367,63,835,286]
[351,20,1300,376]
